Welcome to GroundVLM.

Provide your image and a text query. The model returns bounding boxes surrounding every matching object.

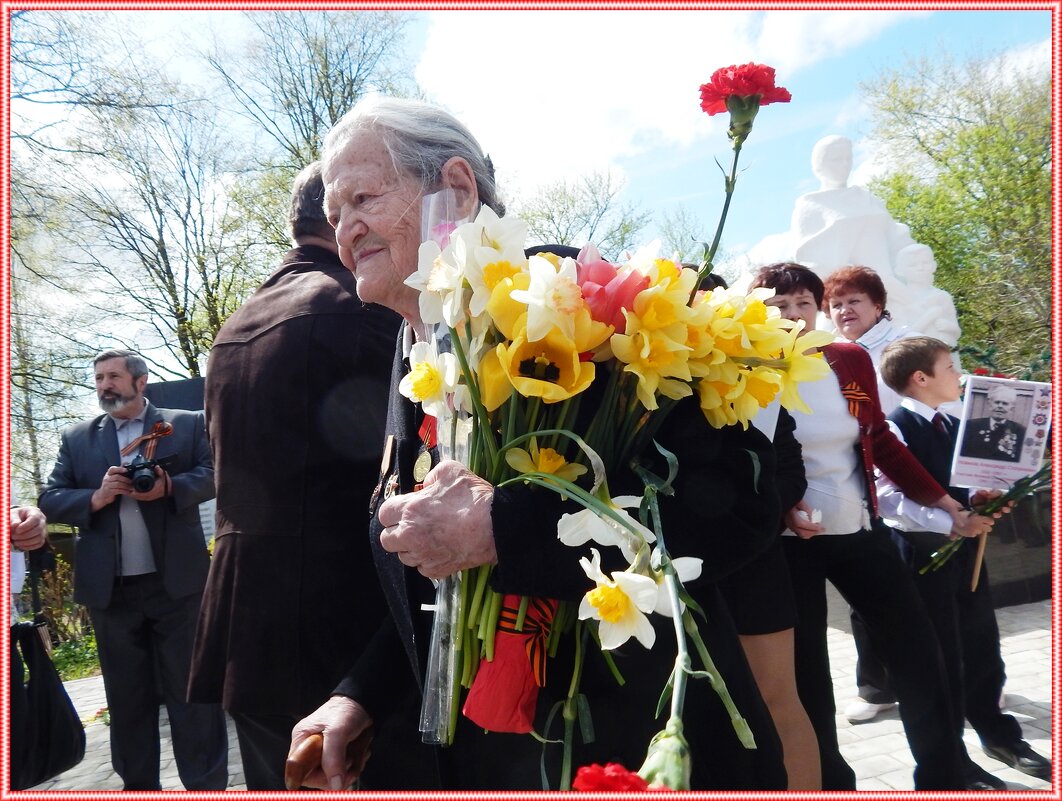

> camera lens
[131,472,155,493]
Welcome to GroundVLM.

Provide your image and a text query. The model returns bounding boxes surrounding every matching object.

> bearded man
[39,349,227,790]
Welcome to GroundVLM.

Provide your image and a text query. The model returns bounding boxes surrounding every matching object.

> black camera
[125,455,159,493]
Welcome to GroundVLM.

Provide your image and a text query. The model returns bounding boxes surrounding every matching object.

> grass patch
[51,634,101,681]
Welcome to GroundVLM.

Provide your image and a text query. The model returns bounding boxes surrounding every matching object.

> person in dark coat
[39,350,227,790]
[960,384,1026,462]
[284,96,787,791]
[186,162,402,789]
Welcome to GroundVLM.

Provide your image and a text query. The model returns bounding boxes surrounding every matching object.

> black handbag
[9,552,86,789]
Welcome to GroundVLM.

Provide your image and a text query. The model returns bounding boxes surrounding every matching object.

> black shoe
[964,761,1007,790]
[983,741,1052,781]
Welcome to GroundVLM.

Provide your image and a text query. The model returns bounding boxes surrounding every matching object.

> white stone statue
[790,135,915,298]
[891,243,961,347]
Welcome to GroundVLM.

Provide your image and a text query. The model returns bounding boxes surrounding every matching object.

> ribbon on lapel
[120,421,173,460]
[840,381,872,419]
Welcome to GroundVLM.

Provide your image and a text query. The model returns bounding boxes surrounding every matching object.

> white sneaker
[844,698,897,723]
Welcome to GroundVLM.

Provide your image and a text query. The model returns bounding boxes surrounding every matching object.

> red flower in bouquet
[699,62,792,115]
[577,254,650,334]
[700,62,791,148]
[573,763,650,791]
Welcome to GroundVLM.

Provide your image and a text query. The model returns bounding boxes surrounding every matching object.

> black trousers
[783,529,964,790]
[901,532,1022,750]
[229,711,294,790]
[89,574,228,790]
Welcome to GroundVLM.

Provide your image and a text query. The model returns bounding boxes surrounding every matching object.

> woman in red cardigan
[749,263,993,791]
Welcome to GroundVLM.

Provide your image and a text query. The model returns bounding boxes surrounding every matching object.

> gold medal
[413,449,432,483]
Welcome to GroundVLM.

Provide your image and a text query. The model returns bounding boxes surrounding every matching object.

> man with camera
[38,349,227,790]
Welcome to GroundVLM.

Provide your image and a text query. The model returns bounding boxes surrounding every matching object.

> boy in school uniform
[876,336,1051,788]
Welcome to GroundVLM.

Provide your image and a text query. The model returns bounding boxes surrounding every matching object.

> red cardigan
[822,342,946,515]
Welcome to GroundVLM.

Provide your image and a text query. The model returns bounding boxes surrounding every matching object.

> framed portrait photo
[951,376,1052,489]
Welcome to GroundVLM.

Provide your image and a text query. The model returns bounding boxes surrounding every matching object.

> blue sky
[25,6,1054,271]
[403,9,1052,272]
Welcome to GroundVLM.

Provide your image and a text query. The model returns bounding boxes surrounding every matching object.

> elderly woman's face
[828,290,882,342]
[324,130,424,319]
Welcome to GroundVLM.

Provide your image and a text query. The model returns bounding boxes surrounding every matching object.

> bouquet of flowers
[919,459,1052,585]
[401,63,827,789]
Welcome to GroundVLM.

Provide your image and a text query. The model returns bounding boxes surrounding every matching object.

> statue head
[811,135,853,190]
[895,244,937,286]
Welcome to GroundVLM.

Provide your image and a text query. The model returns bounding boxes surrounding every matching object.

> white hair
[321,96,504,216]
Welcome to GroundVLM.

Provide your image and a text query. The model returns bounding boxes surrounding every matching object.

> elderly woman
[823,265,913,414]
[749,262,991,791]
[287,97,788,790]
[822,265,915,724]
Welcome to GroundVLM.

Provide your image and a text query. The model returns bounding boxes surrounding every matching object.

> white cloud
[415,9,926,202]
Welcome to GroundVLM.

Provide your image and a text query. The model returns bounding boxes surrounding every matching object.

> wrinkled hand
[288,696,373,790]
[785,500,825,539]
[129,466,170,503]
[949,508,994,539]
[378,459,497,579]
[10,506,47,551]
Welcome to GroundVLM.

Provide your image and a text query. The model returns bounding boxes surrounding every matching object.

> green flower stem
[482,588,503,661]
[692,139,745,300]
[447,326,497,472]
[514,595,530,632]
[683,610,755,749]
[559,621,587,791]
[921,461,1050,574]
[466,564,491,632]
[663,570,691,722]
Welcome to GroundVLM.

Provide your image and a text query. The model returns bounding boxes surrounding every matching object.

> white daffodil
[406,241,467,328]
[578,549,658,650]
[557,496,655,565]
[509,254,583,342]
[648,552,703,617]
[449,208,528,319]
[398,339,457,419]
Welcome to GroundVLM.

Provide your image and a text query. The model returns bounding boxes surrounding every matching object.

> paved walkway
[33,593,1053,791]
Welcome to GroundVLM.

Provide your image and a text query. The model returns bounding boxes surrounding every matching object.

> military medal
[414,413,438,485]
[413,449,432,482]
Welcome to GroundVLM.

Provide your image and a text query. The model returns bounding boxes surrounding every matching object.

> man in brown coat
[188,162,401,789]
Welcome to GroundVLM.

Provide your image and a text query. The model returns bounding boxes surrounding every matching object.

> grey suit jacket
[39,401,215,609]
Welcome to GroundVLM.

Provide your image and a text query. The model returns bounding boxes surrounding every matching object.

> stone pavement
[33,593,1053,791]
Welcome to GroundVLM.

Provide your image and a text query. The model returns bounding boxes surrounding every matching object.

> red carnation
[699,62,791,148]
[573,762,650,791]
[699,62,792,115]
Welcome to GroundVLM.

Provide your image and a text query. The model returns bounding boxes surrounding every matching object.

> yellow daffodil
[398,339,457,419]
[506,438,588,484]
[611,318,693,410]
[485,273,530,341]
[626,270,697,332]
[772,326,834,413]
[476,347,513,412]
[708,287,792,359]
[557,496,655,564]
[496,324,596,404]
[450,207,528,317]
[578,549,658,650]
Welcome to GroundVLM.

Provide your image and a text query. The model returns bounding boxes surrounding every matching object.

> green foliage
[51,634,101,682]
[19,553,92,646]
[863,50,1050,379]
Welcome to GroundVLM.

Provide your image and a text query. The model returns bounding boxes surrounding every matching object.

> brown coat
[188,245,401,716]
